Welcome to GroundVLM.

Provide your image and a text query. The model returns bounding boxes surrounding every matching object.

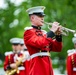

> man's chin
[39,23,44,26]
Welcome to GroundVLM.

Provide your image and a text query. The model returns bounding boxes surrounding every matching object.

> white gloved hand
[50,22,62,35]
[10,63,17,69]
[50,22,60,33]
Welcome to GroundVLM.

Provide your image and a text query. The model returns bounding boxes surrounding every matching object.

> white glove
[10,63,17,69]
[50,22,62,35]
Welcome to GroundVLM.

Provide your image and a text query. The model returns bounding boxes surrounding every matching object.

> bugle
[5,55,25,75]
[44,22,76,36]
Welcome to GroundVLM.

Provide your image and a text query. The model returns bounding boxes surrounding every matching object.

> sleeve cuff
[47,31,55,38]
[6,65,11,70]
[56,35,62,42]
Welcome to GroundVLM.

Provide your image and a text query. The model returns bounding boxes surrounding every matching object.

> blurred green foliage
[0,0,76,73]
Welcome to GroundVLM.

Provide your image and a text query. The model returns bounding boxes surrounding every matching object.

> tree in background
[0,0,76,73]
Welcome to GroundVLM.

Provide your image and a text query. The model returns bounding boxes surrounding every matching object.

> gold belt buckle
[40,50,42,57]
[47,51,50,56]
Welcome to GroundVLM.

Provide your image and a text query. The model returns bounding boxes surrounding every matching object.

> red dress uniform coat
[24,26,62,75]
[4,51,26,75]
[21,51,30,75]
[66,49,76,75]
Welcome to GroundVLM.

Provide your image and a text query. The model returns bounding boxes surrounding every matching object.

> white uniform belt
[29,52,50,59]
[73,68,76,71]
[18,66,25,70]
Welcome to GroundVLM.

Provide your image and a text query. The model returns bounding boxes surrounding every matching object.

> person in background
[24,6,63,75]
[66,34,76,75]
[4,38,26,75]
[20,38,30,75]
[20,38,28,51]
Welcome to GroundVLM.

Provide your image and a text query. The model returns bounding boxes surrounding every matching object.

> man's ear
[30,15,35,21]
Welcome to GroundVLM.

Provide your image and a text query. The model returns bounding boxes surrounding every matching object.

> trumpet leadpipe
[44,22,76,33]
[44,22,52,26]
[44,21,76,36]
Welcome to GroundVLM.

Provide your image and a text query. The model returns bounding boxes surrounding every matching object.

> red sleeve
[24,30,62,52]
[66,56,73,75]
[4,56,9,71]
[50,40,63,52]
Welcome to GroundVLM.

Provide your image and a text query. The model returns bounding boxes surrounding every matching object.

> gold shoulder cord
[8,55,11,64]
[71,55,75,67]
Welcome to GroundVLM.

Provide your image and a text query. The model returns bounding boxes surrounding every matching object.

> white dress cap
[26,6,45,15]
[10,38,21,44]
[74,33,76,37]
[19,38,27,50]
[72,34,76,44]
[20,39,24,45]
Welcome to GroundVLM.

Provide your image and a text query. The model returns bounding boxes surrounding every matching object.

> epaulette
[5,51,13,56]
[41,30,47,34]
[24,27,33,31]
[67,49,76,56]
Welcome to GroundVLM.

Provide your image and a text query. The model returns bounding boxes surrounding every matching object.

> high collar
[32,25,41,30]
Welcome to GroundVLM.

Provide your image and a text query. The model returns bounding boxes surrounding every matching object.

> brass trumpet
[44,22,76,36]
[5,55,25,75]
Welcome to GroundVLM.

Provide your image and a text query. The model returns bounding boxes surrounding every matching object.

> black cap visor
[20,44,24,46]
[30,12,45,17]
[12,43,20,45]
